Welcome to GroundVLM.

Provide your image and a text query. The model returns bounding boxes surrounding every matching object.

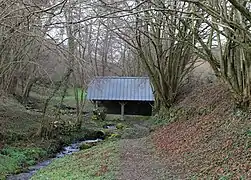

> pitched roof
[87,76,154,101]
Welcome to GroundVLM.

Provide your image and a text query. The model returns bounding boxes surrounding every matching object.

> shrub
[92,108,106,121]
[152,107,180,127]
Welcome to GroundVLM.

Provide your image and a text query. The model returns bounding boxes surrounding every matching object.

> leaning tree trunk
[132,1,197,111]
[189,0,251,109]
[22,77,38,104]
[37,69,73,139]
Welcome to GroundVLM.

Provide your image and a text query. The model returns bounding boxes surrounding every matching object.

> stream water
[7,139,102,180]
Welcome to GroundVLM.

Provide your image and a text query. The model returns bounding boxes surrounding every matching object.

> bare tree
[184,0,251,108]
[0,0,67,97]
[95,1,198,110]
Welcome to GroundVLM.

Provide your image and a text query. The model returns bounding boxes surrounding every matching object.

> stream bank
[1,128,106,180]
[1,110,153,180]
[27,121,155,180]
[7,138,103,180]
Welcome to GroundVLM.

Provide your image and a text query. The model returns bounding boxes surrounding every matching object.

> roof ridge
[95,76,149,79]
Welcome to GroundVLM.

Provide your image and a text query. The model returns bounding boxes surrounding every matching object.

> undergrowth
[0,147,47,179]
[152,105,215,127]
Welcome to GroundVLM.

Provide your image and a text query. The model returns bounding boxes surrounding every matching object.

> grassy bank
[0,147,47,179]
[32,140,119,180]
[0,126,102,179]
[28,87,87,110]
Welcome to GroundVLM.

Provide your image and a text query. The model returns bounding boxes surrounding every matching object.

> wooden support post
[149,102,154,116]
[119,102,126,120]
[95,101,98,108]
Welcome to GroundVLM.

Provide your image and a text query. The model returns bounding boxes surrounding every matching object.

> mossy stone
[79,143,92,150]
[116,123,125,129]
[109,133,121,139]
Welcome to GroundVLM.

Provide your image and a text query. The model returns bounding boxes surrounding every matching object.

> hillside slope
[153,83,251,179]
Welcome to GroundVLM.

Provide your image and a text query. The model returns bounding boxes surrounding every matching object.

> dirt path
[117,136,176,180]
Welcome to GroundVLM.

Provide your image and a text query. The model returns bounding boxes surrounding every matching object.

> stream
[7,139,102,180]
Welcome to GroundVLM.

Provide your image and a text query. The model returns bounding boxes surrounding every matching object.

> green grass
[36,88,85,101]
[32,140,119,180]
[66,88,86,100]
[51,88,86,103]
[29,88,90,110]
[0,147,47,179]
[0,154,19,179]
